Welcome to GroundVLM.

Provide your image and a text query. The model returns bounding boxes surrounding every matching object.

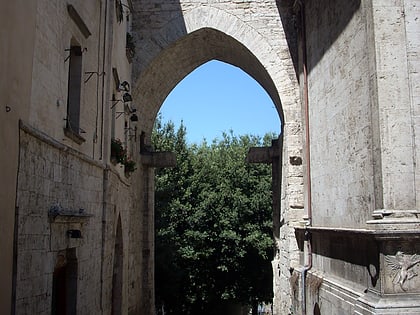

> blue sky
[159,60,281,144]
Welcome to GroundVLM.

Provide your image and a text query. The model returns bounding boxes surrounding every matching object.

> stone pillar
[138,134,176,315]
[247,137,283,254]
[368,0,418,221]
[247,136,283,312]
[361,2,420,312]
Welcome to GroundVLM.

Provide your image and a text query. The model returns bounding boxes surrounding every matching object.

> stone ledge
[19,120,103,169]
[140,151,176,168]
[357,292,420,313]
[63,127,86,145]
[367,209,420,228]
[48,204,93,223]
[295,226,420,240]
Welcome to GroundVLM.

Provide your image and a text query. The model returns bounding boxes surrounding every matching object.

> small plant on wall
[110,138,136,175]
[124,157,136,175]
[111,138,126,164]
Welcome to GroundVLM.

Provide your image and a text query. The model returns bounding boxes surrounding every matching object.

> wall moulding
[368,209,420,225]
[19,120,104,169]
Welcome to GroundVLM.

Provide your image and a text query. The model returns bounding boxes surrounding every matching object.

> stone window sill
[64,127,86,145]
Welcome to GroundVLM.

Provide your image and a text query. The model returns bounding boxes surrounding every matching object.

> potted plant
[124,157,136,175]
[111,138,126,164]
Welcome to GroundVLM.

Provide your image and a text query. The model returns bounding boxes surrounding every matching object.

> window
[65,44,85,143]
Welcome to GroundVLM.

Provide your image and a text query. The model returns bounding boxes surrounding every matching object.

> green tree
[153,115,193,314]
[153,117,275,315]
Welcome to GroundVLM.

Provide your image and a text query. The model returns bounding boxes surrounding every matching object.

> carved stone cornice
[368,209,420,225]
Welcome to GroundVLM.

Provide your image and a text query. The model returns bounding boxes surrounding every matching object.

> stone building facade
[0,0,418,315]
[1,0,141,314]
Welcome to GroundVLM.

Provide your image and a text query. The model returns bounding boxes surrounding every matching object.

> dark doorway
[52,248,78,315]
[112,216,123,315]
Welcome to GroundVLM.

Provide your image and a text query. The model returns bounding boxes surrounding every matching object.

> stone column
[367,0,418,223]
[247,136,283,311]
[360,2,420,312]
[138,135,176,315]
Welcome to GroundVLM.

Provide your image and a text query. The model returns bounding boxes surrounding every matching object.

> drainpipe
[296,1,313,314]
[92,0,103,159]
[99,0,108,313]
[301,230,312,315]
[99,0,108,161]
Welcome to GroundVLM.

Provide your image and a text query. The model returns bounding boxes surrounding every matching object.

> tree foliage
[153,115,275,314]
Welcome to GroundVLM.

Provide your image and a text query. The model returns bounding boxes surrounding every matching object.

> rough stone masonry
[0,0,418,314]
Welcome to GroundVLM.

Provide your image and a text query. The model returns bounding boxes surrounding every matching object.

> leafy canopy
[153,115,275,315]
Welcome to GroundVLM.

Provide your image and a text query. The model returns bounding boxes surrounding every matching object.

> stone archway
[133,27,286,137]
[130,3,303,314]
[131,4,301,135]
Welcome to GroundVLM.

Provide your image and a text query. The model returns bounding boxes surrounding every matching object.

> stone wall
[2,0,143,313]
[405,0,420,209]
[305,0,374,228]
[293,0,420,314]
[4,1,417,314]
[15,124,104,314]
[15,122,134,314]
[0,2,37,312]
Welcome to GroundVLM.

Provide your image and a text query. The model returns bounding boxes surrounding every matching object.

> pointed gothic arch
[130,5,302,313]
[134,28,286,137]
[132,5,300,139]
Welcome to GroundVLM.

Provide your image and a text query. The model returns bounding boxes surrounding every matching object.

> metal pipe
[297,1,313,314]
[99,0,108,161]
[92,0,103,159]
[301,2,312,225]
[99,0,108,313]
[301,229,312,315]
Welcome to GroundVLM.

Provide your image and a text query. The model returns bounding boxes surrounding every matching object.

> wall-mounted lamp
[111,93,133,109]
[126,104,138,122]
[130,113,138,122]
[123,92,133,102]
[116,111,138,122]
[125,103,136,113]
[118,81,130,92]
[116,104,137,121]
